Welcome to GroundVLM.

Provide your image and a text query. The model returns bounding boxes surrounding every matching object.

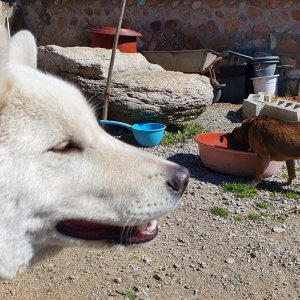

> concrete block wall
[243,94,267,119]
[243,94,300,121]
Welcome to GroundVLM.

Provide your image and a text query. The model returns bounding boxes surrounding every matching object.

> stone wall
[16,1,300,57]
[11,0,300,95]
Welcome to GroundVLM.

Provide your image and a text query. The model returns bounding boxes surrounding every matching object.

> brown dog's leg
[253,156,270,186]
[284,160,296,186]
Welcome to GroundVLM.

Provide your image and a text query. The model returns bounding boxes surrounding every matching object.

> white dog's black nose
[167,166,189,195]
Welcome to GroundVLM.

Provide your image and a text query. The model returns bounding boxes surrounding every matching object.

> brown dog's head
[220,119,253,151]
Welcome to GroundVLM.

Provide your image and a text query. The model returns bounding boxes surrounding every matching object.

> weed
[265,296,275,300]
[269,191,277,198]
[255,201,271,209]
[211,207,229,218]
[222,182,258,198]
[292,182,300,189]
[116,290,136,300]
[281,191,299,200]
[284,90,293,98]
[234,215,244,222]
[273,214,287,222]
[280,172,288,180]
[162,123,206,145]
[247,213,263,222]
[231,275,243,285]
[260,211,269,217]
[295,166,300,172]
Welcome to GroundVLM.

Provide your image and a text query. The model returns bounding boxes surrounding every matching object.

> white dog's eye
[50,141,82,153]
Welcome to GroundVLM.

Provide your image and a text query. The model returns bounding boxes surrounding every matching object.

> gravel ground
[1,103,299,300]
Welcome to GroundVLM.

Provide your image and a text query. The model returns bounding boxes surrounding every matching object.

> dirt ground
[0,104,299,300]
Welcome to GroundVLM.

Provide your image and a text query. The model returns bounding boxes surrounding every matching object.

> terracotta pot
[193,132,282,178]
[85,27,142,53]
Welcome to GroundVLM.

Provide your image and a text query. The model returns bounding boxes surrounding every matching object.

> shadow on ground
[226,107,243,124]
[257,180,300,195]
[167,152,250,186]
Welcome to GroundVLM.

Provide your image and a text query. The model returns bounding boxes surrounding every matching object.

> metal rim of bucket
[251,56,279,62]
[250,74,279,80]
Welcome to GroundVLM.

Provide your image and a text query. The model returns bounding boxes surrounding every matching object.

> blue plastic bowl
[99,120,166,147]
[131,123,166,147]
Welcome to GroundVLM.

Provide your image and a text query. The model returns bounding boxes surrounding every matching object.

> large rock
[38,45,213,124]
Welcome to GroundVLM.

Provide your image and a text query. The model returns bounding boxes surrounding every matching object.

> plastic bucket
[219,64,253,103]
[251,60,279,77]
[250,74,279,95]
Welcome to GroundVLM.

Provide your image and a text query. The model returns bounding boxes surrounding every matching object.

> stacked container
[250,56,280,95]
[218,50,253,104]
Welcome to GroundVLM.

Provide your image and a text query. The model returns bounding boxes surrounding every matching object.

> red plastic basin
[193,132,282,177]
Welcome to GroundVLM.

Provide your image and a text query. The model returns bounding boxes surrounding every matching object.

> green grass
[247,213,263,222]
[273,214,287,223]
[234,215,244,222]
[295,166,300,172]
[231,275,244,285]
[255,201,271,209]
[116,290,136,300]
[282,191,299,200]
[162,123,206,145]
[279,172,288,180]
[210,207,229,218]
[222,182,258,198]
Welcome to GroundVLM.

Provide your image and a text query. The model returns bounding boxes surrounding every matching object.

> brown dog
[220,116,300,186]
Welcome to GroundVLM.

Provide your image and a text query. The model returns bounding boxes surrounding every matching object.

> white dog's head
[0,27,189,279]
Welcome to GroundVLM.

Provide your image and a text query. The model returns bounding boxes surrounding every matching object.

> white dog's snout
[167,165,189,196]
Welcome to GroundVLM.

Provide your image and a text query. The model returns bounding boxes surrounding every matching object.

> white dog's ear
[0,26,9,70]
[8,29,37,69]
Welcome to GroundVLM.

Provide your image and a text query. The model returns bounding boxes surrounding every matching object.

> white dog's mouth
[56,219,159,245]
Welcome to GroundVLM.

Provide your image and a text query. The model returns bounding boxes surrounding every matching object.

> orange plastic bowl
[193,132,282,177]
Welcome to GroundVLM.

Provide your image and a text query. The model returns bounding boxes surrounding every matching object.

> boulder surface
[38,46,213,124]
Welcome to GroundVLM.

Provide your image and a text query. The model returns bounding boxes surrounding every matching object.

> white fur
[0,28,185,279]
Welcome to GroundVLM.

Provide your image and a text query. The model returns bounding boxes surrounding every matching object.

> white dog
[0,27,189,279]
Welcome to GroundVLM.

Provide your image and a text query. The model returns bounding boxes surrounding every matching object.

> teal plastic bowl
[99,120,166,147]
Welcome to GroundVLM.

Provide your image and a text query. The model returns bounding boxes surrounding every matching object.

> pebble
[142,256,152,265]
[153,274,163,281]
[225,258,235,264]
[193,289,200,295]
[272,227,286,233]
[113,278,122,284]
